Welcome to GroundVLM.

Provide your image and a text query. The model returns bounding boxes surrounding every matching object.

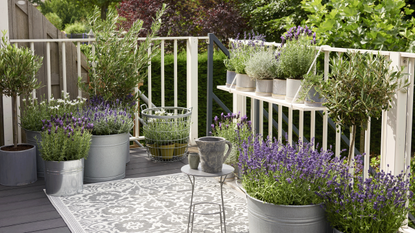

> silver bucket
[44,158,84,197]
[84,133,128,183]
[256,79,273,96]
[285,78,303,104]
[24,130,45,178]
[0,144,37,186]
[235,74,255,92]
[247,194,331,233]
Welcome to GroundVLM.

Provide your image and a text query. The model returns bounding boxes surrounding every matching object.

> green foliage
[298,73,323,101]
[40,0,88,29]
[279,36,315,80]
[45,12,63,30]
[66,0,122,20]
[318,52,409,164]
[80,6,164,105]
[64,22,89,34]
[302,0,415,51]
[245,49,279,80]
[230,38,265,74]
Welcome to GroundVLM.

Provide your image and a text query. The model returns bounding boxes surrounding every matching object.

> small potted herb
[272,51,287,99]
[279,26,316,103]
[224,46,236,88]
[245,48,279,96]
[39,115,93,196]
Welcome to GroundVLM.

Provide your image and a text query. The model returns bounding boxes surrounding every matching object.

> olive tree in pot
[246,48,279,96]
[39,115,93,196]
[279,26,316,103]
[317,51,408,166]
[0,33,43,186]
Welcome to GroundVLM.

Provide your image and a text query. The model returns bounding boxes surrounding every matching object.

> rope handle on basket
[290,45,329,108]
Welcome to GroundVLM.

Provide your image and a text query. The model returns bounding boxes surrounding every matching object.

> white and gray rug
[45,173,248,233]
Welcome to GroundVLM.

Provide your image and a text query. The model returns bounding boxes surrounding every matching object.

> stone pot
[247,194,331,233]
[0,144,37,186]
[44,158,84,197]
[305,86,325,107]
[226,70,236,88]
[24,129,45,178]
[235,73,255,92]
[188,152,200,169]
[256,79,273,96]
[84,133,129,183]
[272,78,286,100]
[286,78,303,104]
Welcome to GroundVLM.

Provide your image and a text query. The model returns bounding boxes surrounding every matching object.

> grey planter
[256,79,273,96]
[24,129,45,178]
[272,79,286,100]
[126,142,130,164]
[286,78,303,104]
[44,158,84,197]
[333,229,342,233]
[195,136,232,173]
[235,73,255,92]
[226,70,236,88]
[247,194,331,233]
[305,86,325,107]
[84,133,128,183]
[0,144,37,186]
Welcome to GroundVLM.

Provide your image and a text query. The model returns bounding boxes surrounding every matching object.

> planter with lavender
[239,137,346,233]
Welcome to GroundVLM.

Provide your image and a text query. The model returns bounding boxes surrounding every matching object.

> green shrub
[45,12,63,30]
[64,22,88,34]
[40,0,88,29]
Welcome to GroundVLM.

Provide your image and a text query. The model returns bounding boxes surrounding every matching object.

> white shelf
[217,85,327,111]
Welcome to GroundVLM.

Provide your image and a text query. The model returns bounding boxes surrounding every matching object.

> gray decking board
[0,147,189,233]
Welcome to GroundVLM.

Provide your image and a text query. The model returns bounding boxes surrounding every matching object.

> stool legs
[187,175,195,233]
[219,175,228,233]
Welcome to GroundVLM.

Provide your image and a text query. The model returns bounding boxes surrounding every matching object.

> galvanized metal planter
[247,194,331,233]
[256,79,273,96]
[285,78,304,104]
[44,158,84,197]
[0,144,37,186]
[24,129,45,178]
[305,86,325,107]
[84,133,129,183]
[272,78,286,100]
[333,228,342,233]
[235,74,255,92]
[226,70,236,88]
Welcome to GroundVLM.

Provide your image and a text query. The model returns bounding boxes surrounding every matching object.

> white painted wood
[259,100,263,135]
[30,42,36,99]
[241,96,247,118]
[174,39,177,107]
[299,110,304,141]
[268,102,272,137]
[62,42,67,94]
[161,40,165,107]
[311,110,315,150]
[46,42,51,100]
[148,47,152,107]
[381,109,387,171]
[251,98,255,133]
[335,124,341,158]
[278,105,282,141]
[186,37,198,145]
[364,118,371,179]
[17,95,21,144]
[405,58,414,184]
[288,107,293,144]
[323,112,328,151]
[1,1,11,145]
[233,93,238,115]
[77,42,81,98]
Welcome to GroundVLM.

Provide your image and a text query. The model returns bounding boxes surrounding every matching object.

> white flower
[22,99,26,102]
[57,99,65,103]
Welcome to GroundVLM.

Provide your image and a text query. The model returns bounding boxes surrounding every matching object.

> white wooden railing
[3,36,207,146]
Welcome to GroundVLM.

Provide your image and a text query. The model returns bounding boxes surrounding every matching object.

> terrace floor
[0,146,198,233]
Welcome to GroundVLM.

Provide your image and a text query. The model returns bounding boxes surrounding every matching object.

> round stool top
[181,164,235,177]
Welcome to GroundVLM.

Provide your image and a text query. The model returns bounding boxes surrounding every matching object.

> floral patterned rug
[45,173,248,233]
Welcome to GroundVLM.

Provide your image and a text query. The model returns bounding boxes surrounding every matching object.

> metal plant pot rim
[141,106,192,119]
[246,193,323,208]
[91,133,129,137]
[23,129,41,134]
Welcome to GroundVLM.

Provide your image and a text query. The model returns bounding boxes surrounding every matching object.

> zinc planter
[235,74,255,92]
[272,79,286,100]
[247,194,331,233]
[0,144,37,186]
[256,79,273,96]
[226,70,236,88]
[286,78,303,104]
[305,86,324,107]
[84,133,129,183]
[333,229,342,233]
[44,158,84,197]
[24,129,45,178]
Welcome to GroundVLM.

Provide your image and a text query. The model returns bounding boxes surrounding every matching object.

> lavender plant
[316,155,413,233]
[211,112,252,166]
[239,137,348,205]
[39,114,93,161]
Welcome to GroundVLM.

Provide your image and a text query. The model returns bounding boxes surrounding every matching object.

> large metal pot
[247,194,331,233]
[256,79,273,96]
[24,129,45,178]
[0,144,37,186]
[44,158,84,196]
[84,133,128,183]
[235,74,255,92]
[285,78,303,104]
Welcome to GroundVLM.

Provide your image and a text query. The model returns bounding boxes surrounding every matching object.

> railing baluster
[335,124,341,158]
[46,42,51,101]
[364,117,371,179]
[288,107,293,144]
[161,40,165,107]
[278,105,282,141]
[268,102,272,137]
[259,100,263,135]
[310,110,315,150]
[299,110,304,141]
[77,42,81,98]
[174,39,178,107]
[30,42,36,99]
[322,50,330,150]
[251,98,255,133]
[62,42,67,95]
[148,46,152,107]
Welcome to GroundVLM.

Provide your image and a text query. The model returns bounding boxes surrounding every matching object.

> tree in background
[40,0,88,29]
[66,0,122,20]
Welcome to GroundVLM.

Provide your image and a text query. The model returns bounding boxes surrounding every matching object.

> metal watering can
[195,136,232,173]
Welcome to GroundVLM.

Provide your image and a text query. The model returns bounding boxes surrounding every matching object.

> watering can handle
[223,140,232,164]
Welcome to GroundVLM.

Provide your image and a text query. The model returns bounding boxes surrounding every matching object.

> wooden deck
[0,147,190,233]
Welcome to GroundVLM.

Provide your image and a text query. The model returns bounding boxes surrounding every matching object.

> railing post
[187,37,198,145]
[1,0,12,146]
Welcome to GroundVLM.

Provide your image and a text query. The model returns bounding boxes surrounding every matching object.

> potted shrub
[0,33,43,186]
[298,73,325,107]
[317,51,408,166]
[279,26,316,103]
[79,97,134,182]
[20,92,86,178]
[39,115,93,196]
[239,137,346,233]
[316,155,413,233]
[245,48,279,96]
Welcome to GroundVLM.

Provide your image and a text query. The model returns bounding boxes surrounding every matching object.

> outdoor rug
[45,173,248,233]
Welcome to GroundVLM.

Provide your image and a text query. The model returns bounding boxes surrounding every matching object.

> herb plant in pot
[272,52,287,99]
[0,33,43,186]
[39,115,93,196]
[245,48,279,96]
[224,47,236,88]
[279,26,316,103]
[240,137,347,233]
